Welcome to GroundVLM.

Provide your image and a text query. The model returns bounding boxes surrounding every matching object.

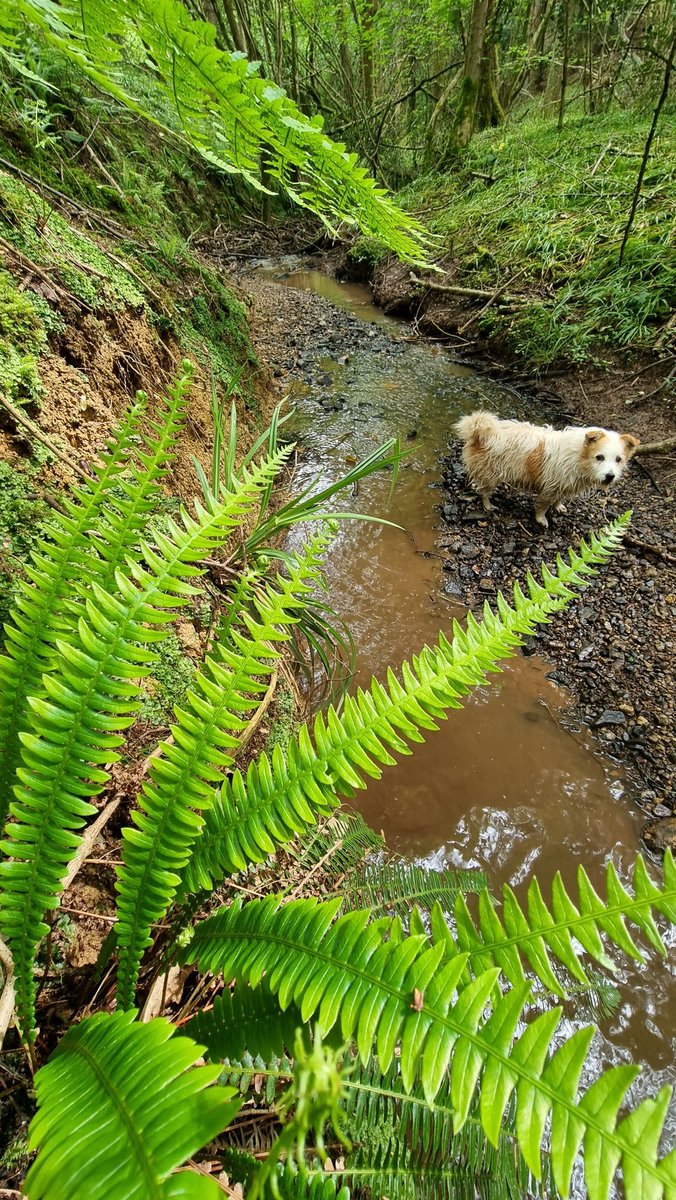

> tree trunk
[454,0,493,148]
[558,0,570,129]
[360,0,378,109]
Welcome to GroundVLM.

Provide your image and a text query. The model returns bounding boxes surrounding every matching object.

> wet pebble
[641,817,676,856]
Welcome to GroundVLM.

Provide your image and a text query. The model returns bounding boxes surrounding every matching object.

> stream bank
[238,259,675,837]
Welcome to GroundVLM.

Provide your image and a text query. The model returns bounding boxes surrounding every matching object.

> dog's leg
[534,495,552,528]
[553,500,567,513]
[478,488,495,513]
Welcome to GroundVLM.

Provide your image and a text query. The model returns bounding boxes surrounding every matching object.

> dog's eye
[595,454,605,461]
[615,456,621,463]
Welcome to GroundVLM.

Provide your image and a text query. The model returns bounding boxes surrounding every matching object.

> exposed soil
[237,256,676,831]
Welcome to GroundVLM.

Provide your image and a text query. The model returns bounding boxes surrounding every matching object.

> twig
[237,669,278,751]
[623,534,676,565]
[458,267,528,334]
[0,935,16,1049]
[0,393,93,480]
[84,144,125,197]
[409,274,526,304]
[286,839,344,901]
[60,907,116,922]
[0,234,85,307]
[62,798,121,892]
[633,435,676,456]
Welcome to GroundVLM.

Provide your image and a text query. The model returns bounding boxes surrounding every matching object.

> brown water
[260,262,676,1132]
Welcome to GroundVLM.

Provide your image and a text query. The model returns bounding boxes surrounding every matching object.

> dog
[455,410,639,527]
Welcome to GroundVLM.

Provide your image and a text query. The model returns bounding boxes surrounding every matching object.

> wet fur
[455,411,639,527]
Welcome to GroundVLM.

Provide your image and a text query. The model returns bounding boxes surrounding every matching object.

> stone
[595,709,627,728]
[641,817,676,856]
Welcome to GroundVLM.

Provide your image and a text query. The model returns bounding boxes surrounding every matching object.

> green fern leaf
[435,851,676,996]
[115,529,331,1009]
[186,982,301,1066]
[0,445,290,1039]
[180,514,631,900]
[25,1010,240,1200]
[0,390,147,821]
[14,0,429,261]
[333,861,486,919]
[0,367,192,823]
[181,890,676,1198]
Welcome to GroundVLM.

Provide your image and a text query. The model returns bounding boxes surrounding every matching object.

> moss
[0,268,50,405]
[0,461,52,632]
[138,633,195,725]
[174,269,258,394]
[0,172,147,312]
[263,685,295,756]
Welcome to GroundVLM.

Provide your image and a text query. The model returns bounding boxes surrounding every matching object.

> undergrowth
[398,110,676,368]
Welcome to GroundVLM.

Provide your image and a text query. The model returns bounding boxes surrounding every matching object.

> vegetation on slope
[384,111,676,369]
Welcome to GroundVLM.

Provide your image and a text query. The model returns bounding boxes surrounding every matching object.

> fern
[0,444,290,1039]
[435,851,676,996]
[24,1010,241,1199]
[0,389,148,821]
[10,0,429,262]
[178,514,631,901]
[182,889,676,1199]
[0,368,192,823]
[115,529,332,1009]
[186,983,302,1067]
[333,861,487,918]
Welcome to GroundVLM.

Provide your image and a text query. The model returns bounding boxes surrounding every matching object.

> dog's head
[581,429,640,488]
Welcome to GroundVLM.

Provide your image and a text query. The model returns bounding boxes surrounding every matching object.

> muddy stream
[258,263,675,1152]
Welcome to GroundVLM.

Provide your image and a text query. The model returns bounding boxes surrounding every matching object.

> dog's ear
[621,433,640,457]
[584,429,604,444]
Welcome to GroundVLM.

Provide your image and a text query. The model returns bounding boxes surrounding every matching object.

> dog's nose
[603,472,615,484]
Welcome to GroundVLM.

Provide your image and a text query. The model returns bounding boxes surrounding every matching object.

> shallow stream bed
[253,260,675,1138]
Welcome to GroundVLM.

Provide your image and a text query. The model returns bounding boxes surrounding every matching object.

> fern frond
[180,514,631,901]
[182,888,676,1199]
[436,850,676,996]
[115,530,331,1009]
[0,367,192,823]
[0,390,148,821]
[186,983,301,1067]
[15,0,429,262]
[334,861,486,919]
[0,445,290,1039]
[25,1010,240,1200]
[282,814,385,885]
[274,1167,350,1200]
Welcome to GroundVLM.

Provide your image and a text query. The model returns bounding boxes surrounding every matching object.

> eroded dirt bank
[238,262,675,840]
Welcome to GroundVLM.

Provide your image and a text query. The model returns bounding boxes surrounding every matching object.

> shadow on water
[258,261,676,1107]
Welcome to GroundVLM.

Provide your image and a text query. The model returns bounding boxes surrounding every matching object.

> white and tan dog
[455,410,639,527]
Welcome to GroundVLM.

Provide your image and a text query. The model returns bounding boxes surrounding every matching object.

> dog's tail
[454,410,500,447]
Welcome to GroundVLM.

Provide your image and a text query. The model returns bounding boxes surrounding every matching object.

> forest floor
[233,256,676,847]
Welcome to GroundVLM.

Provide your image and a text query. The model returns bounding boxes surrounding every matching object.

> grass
[397,109,676,368]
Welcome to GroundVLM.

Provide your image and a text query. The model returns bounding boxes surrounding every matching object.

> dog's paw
[535,514,550,529]
[554,502,567,513]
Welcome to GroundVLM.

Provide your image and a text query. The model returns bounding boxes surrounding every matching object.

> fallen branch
[623,534,676,565]
[0,393,93,481]
[409,274,527,304]
[62,798,121,892]
[0,935,16,1050]
[634,435,676,456]
[458,267,529,334]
